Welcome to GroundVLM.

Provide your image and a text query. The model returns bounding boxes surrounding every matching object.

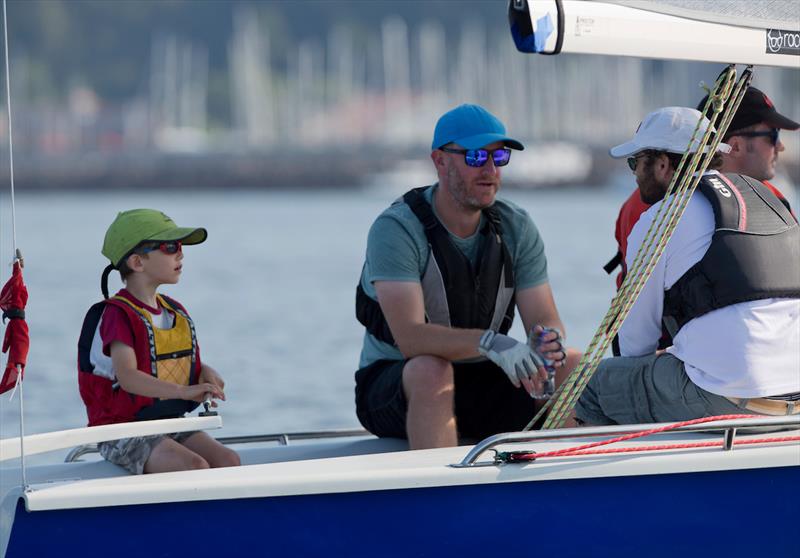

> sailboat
[2,2,798,556]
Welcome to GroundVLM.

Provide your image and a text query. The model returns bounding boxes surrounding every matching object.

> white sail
[613,0,799,32]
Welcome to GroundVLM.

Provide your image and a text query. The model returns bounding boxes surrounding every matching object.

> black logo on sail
[766,29,800,55]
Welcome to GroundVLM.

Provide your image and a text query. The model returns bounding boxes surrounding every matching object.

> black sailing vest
[662,173,800,337]
[356,186,516,346]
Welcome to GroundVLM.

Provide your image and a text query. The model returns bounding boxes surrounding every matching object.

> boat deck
[4,424,798,512]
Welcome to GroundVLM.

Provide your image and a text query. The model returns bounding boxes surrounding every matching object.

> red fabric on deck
[0,260,29,394]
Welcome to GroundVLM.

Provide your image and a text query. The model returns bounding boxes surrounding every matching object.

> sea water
[0,184,646,450]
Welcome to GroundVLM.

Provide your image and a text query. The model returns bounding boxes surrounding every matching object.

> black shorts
[354,359,542,441]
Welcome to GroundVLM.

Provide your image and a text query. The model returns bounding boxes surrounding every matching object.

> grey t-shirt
[358,184,548,368]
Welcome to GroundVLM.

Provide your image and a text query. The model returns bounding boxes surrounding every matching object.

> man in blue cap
[354,104,576,449]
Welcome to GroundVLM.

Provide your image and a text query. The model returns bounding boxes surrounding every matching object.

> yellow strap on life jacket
[111,294,196,386]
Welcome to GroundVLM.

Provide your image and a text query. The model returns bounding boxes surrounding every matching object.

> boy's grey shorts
[575,353,752,426]
[98,431,198,475]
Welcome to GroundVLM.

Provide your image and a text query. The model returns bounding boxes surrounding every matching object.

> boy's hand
[181,383,225,406]
[199,364,225,390]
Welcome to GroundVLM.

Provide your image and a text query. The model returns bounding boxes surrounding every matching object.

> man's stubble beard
[744,140,775,182]
[446,162,494,211]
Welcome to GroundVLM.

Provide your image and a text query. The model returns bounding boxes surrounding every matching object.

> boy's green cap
[102,209,207,267]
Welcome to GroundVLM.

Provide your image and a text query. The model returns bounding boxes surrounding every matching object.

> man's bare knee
[555,348,582,386]
[564,348,582,371]
[403,355,453,399]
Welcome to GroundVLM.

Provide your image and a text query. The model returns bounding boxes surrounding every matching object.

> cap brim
[456,133,525,151]
[148,227,207,245]
[609,141,641,158]
[764,111,800,131]
[610,141,730,158]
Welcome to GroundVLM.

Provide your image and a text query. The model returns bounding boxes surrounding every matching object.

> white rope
[2,0,28,491]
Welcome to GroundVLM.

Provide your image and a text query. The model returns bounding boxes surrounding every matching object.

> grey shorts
[575,353,752,425]
[98,431,198,474]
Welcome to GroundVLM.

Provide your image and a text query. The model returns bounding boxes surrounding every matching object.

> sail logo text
[766,29,800,55]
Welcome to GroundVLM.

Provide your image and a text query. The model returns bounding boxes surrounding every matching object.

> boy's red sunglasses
[137,240,182,255]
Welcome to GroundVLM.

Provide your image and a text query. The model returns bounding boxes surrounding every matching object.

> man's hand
[478,330,545,394]
[528,325,566,398]
[529,325,567,368]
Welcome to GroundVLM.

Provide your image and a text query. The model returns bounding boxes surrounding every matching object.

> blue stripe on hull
[7,466,797,557]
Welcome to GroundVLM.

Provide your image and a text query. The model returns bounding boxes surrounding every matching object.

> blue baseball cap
[432,104,524,151]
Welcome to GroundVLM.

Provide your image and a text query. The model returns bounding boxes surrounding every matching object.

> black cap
[697,86,799,138]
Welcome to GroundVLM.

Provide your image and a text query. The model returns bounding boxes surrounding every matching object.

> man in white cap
[604,86,798,290]
[354,104,578,449]
[577,106,800,425]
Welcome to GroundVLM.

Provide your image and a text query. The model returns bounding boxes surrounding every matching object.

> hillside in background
[1,0,797,190]
[6,0,507,116]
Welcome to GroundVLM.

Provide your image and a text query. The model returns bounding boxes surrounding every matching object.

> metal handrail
[64,428,370,463]
[452,416,800,468]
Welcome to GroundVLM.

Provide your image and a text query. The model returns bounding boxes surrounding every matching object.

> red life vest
[77,292,200,426]
[611,189,651,289]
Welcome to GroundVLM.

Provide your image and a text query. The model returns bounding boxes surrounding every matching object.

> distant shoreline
[1,148,796,192]
[0,147,615,191]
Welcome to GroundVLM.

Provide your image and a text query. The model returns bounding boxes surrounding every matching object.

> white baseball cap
[609,106,731,159]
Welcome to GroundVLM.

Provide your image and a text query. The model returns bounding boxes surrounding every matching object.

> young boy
[78,209,240,474]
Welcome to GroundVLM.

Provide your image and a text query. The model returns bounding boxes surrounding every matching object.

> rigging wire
[1,0,28,491]
[2,0,15,256]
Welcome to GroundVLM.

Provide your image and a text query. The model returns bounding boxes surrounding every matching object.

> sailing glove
[478,330,545,388]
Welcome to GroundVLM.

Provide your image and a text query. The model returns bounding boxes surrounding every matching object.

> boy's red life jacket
[77,292,200,426]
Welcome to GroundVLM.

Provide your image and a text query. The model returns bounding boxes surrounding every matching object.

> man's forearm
[393,323,485,361]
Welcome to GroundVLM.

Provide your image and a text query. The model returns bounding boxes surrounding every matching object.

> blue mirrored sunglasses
[440,147,512,167]
[732,128,780,146]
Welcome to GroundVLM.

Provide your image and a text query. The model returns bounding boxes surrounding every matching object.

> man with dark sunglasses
[354,104,577,449]
[700,86,797,208]
[576,106,800,426]
[605,86,798,290]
